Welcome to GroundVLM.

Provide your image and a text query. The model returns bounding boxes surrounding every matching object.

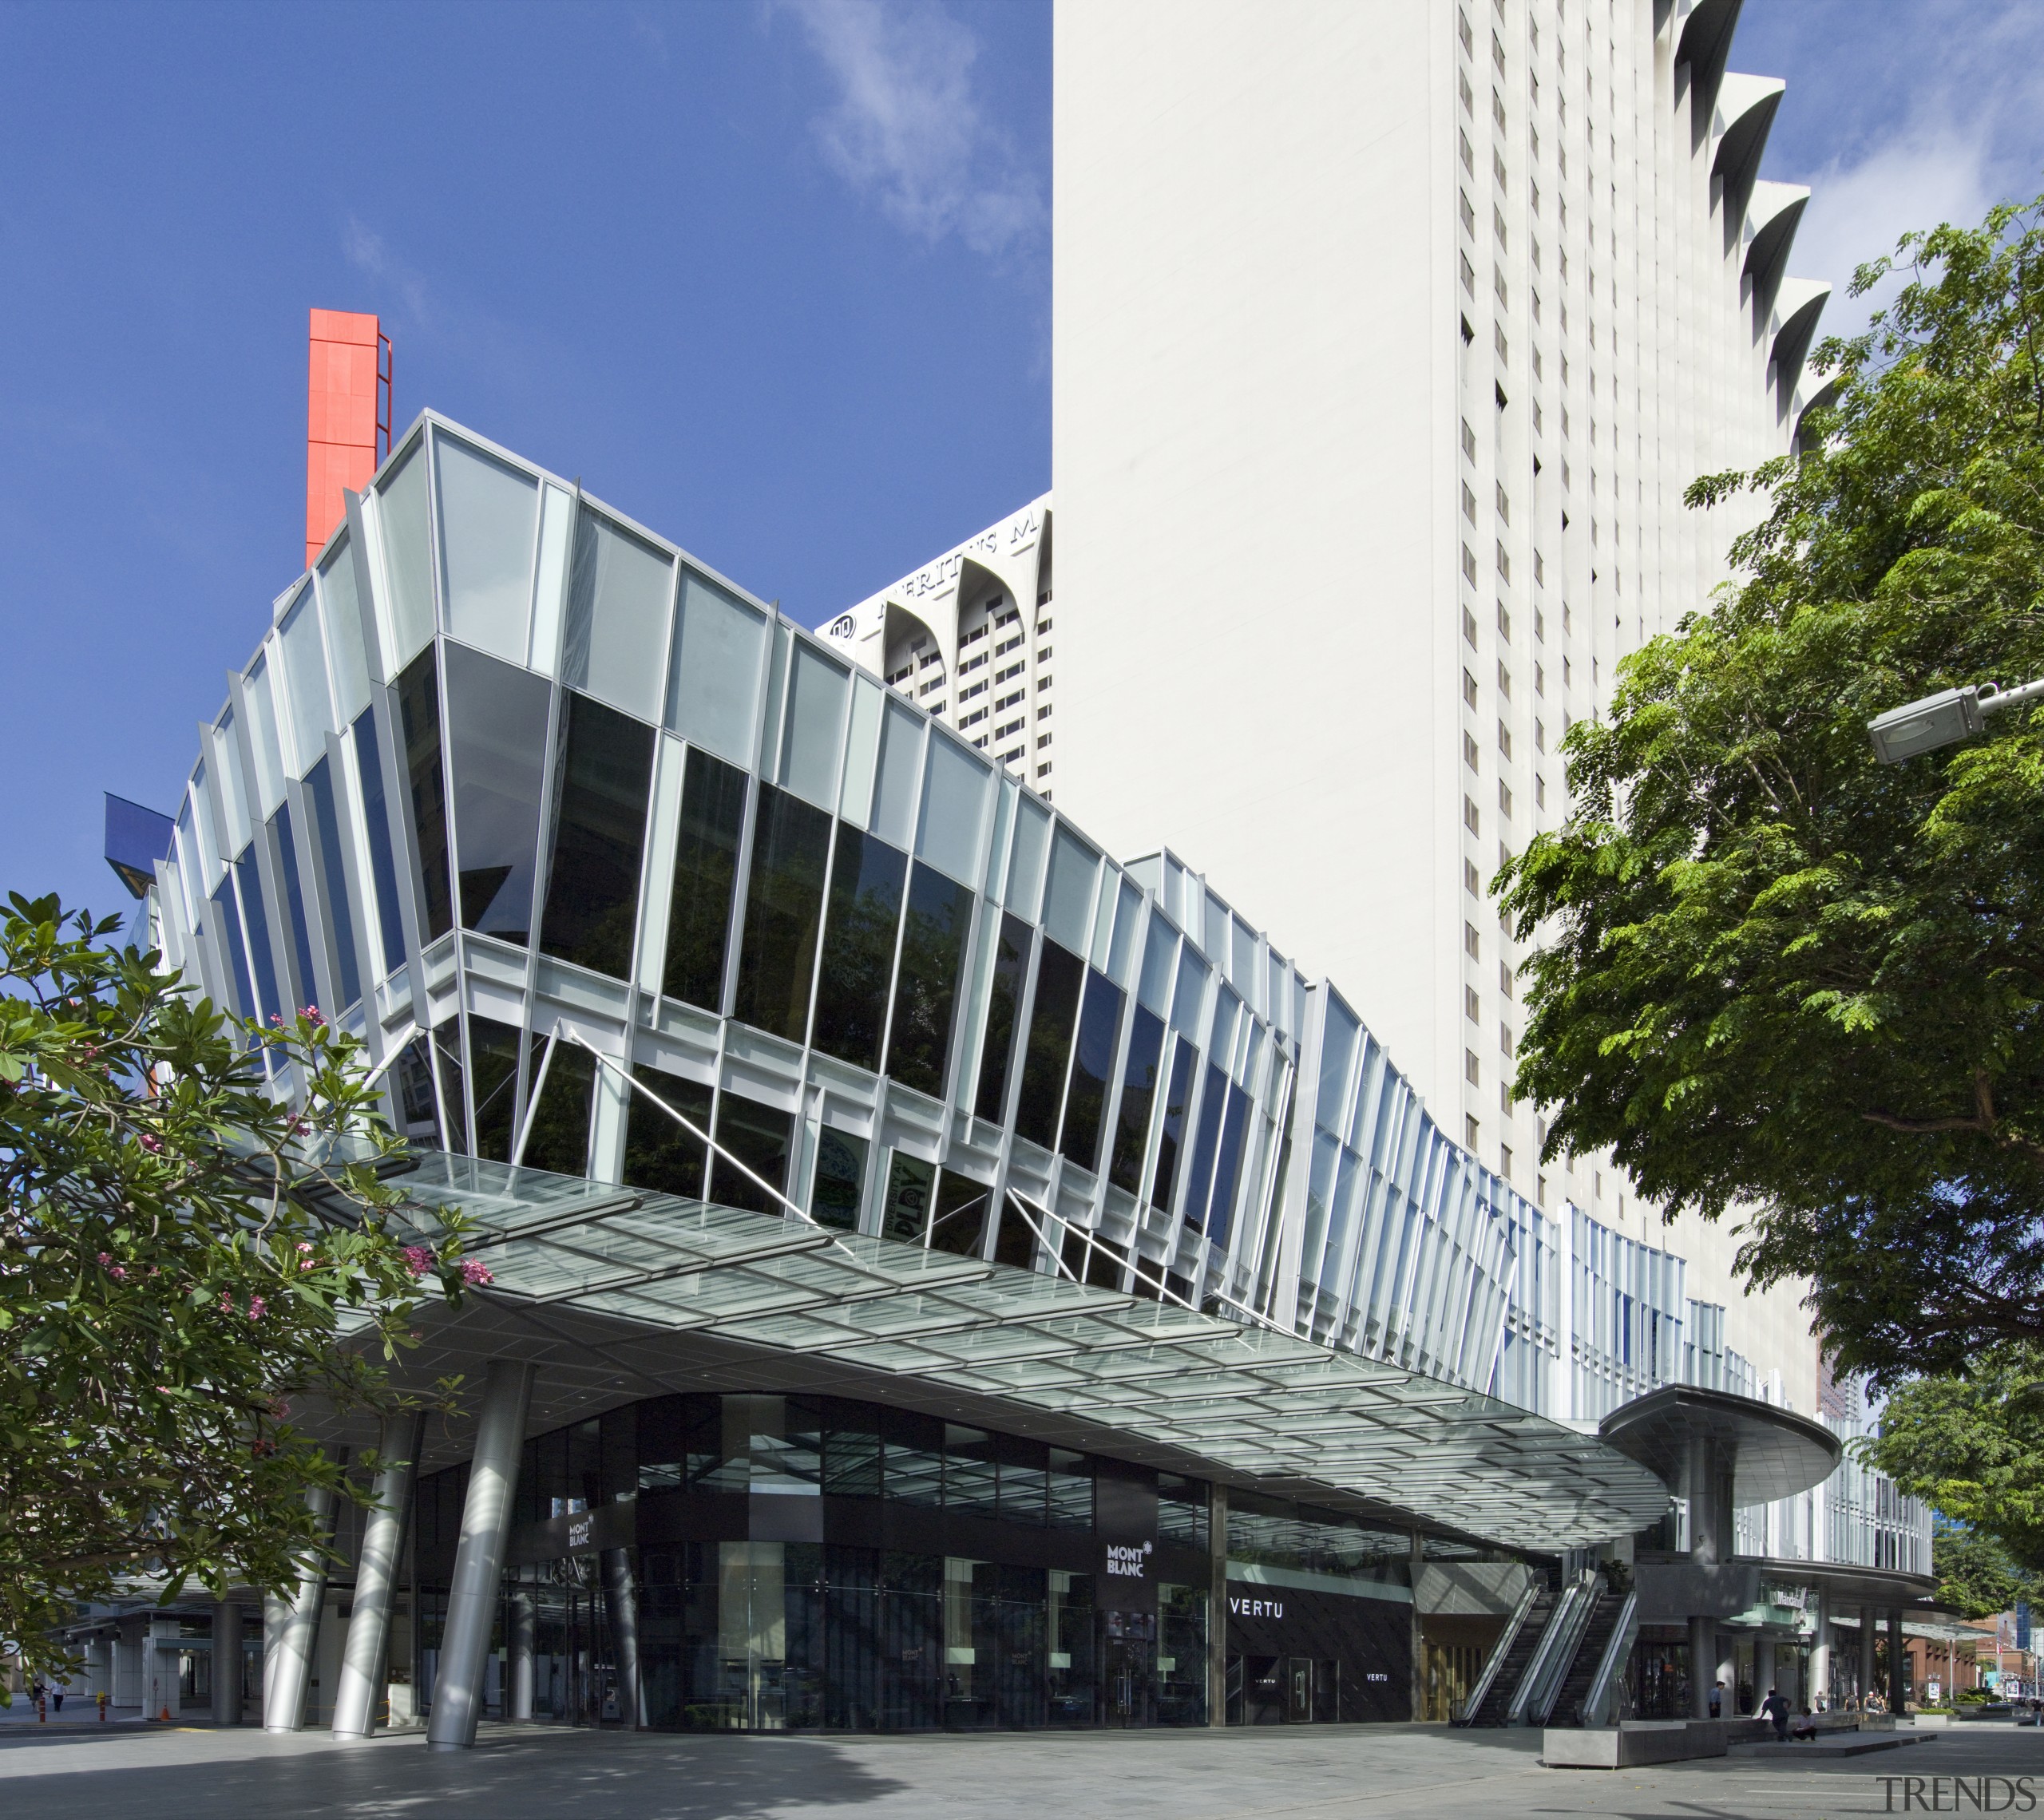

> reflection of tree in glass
[521,1042,596,1178]
[887,864,972,1099]
[813,825,905,1073]
[540,693,654,982]
[664,753,747,1011]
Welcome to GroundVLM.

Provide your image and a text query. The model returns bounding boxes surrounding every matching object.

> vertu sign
[1230,1594,1285,1620]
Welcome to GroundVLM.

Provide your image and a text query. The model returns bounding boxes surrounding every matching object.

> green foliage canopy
[0,896,476,1678]
[1931,1517,2037,1621]
[1499,197,2044,1383]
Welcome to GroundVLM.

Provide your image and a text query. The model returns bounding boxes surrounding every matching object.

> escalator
[1459,1579,1553,1726]
[1547,1588,1630,1727]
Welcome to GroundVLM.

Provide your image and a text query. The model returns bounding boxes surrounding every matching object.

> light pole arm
[1869,675,2044,765]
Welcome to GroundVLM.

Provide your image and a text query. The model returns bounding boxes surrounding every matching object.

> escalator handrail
[1514,1570,1599,1726]
[1576,1588,1639,1728]
[1458,1577,1543,1725]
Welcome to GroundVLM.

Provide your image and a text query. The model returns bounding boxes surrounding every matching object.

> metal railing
[1460,1577,1541,1724]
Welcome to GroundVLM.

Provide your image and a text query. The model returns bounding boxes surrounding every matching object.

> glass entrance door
[1099,1612,1155,1727]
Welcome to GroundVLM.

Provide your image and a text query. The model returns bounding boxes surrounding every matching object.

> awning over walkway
[364,1154,1670,1553]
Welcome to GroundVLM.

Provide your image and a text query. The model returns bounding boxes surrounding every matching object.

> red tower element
[304,309,392,568]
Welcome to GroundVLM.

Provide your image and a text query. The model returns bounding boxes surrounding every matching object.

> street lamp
[1868,678,2044,765]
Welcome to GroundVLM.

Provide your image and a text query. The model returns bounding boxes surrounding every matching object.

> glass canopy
[380,1153,1668,1553]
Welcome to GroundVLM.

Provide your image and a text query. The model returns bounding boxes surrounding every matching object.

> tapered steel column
[601,1547,642,1729]
[210,1602,243,1725]
[1888,1608,1907,1711]
[332,1411,424,1739]
[1810,1586,1831,1706]
[1860,1605,1877,1706]
[264,1475,339,1733]
[507,1591,536,1723]
[427,1359,535,1751]
[1689,1616,1716,1718]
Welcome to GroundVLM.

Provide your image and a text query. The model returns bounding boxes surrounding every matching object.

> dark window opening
[1015,938,1084,1148]
[304,757,362,1010]
[622,1063,712,1200]
[395,648,454,942]
[233,847,283,1026]
[522,1038,596,1177]
[811,1127,868,1232]
[732,782,831,1043]
[973,912,1032,1124]
[271,807,318,1010]
[886,861,972,1099]
[444,641,551,946]
[1150,1038,1198,1214]
[352,708,410,975]
[539,691,656,980]
[468,1015,525,1163]
[1058,971,1125,1173]
[1108,1007,1165,1196]
[664,748,747,1012]
[927,1169,991,1258]
[711,1090,794,1215]
[1182,1064,1230,1233]
[812,821,907,1073]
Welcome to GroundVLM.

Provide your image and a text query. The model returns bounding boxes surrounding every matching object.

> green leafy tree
[1861,1351,2044,1573]
[0,894,477,1681]
[1498,196,2044,1383]
[1931,1517,2037,1620]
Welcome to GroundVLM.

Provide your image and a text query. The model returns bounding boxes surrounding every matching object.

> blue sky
[0,0,2038,925]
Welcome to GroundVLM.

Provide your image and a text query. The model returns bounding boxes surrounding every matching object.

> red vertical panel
[305,309,383,568]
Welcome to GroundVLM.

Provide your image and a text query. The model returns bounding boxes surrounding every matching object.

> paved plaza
[0,1716,2029,1820]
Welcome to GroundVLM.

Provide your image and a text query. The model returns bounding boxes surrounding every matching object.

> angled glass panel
[1059,969,1124,1173]
[732,781,831,1043]
[1171,948,1210,1035]
[1151,1037,1198,1214]
[1318,995,1361,1132]
[522,1039,595,1177]
[378,437,435,665]
[1107,879,1143,986]
[563,504,671,724]
[1139,916,1175,1019]
[711,1090,794,1216]
[1182,1063,1229,1235]
[469,1014,525,1163]
[319,532,372,721]
[811,1126,868,1232]
[778,641,849,811]
[443,642,550,945]
[838,675,881,825]
[244,658,287,814]
[812,821,906,1073]
[916,734,990,885]
[870,698,921,849]
[435,432,537,662]
[1007,796,1050,918]
[1205,1082,1252,1247]
[394,649,454,942]
[973,911,1030,1126]
[232,846,282,1025]
[928,1169,992,1258]
[886,861,971,1100]
[1108,1006,1165,1196]
[622,1062,712,1200]
[211,876,255,1020]
[353,702,413,976]
[305,755,362,1009]
[270,805,318,1011]
[666,567,766,765]
[279,589,335,771]
[1042,824,1097,952]
[215,713,252,854]
[538,690,656,979]
[1015,937,1083,1149]
[664,748,747,1012]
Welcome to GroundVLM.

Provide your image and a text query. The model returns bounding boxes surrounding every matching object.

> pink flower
[459,1258,494,1287]
[402,1244,433,1279]
[300,1007,325,1027]
[270,1013,284,1027]
[137,1134,162,1154]
[97,1252,112,1265]
[247,1296,266,1320]
[296,1241,315,1271]
[220,1291,235,1314]
[109,1266,128,1281]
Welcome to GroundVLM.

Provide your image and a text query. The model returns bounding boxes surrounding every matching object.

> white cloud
[771,0,1044,259]
[343,217,430,325]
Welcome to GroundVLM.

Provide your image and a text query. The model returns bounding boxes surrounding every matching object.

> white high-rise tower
[1048,0,1827,1349]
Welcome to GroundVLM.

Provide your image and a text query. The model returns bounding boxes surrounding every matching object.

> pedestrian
[50,1686,63,1715]
[1708,1680,1723,1719]
[1761,1686,1791,1742]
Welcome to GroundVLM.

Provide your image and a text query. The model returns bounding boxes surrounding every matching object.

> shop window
[812,821,907,1073]
[666,568,766,766]
[881,1153,936,1244]
[973,912,1032,1125]
[395,648,454,942]
[664,749,747,1011]
[621,1063,712,1198]
[538,690,656,979]
[709,1091,794,1215]
[732,781,831,1042]
[945,1426,1000,1519]
[435,432,538,663]
[1158,1474,1210,1552]
[1107,1006,1166,1195]
[443,641,550,944]
[1059,970,1126,1173]
[1015,938,1085,1148]
[887,864,973,1099]
[1150,1037,1198,1214]
[563,504,673,726]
